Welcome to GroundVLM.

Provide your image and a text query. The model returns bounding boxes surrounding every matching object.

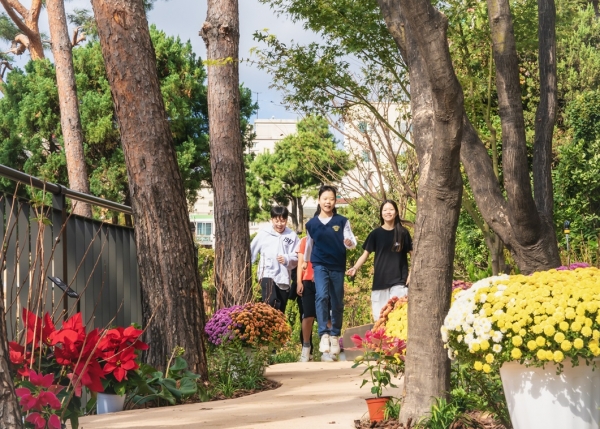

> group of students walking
[251,185,412,362]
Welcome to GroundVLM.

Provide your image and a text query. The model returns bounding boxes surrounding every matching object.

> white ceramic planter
[500,360,600,429]
[96,393,126,414]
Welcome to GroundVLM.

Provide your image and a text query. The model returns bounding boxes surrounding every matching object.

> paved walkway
[79,361,403,429]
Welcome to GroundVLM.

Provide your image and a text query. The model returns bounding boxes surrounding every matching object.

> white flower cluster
[441,275,509,360]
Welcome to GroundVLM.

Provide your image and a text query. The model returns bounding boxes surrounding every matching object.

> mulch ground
[354,411,507,429]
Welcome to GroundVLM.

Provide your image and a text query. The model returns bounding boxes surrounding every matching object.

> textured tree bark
[0,0,44,60]
[455,0,561,274]
[90,0,208,377]
[378,0,463,423]
[47,0,92,218]
[200,0,253,307]
[533,0,557,219]
[0,282,23,428]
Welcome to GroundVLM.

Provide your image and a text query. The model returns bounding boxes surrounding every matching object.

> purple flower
[557,262,591,271]
[205,305,244,345]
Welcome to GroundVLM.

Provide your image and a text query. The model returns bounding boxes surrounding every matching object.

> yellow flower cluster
[443,267,600,373]
[382,288,467,342]
[230,302,291,348]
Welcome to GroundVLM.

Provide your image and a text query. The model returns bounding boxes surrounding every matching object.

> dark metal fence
[0,164,141,341]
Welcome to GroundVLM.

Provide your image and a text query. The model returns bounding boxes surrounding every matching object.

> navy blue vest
[306,214,348,271]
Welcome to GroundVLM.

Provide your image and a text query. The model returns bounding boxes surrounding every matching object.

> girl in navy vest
[304,185,356,361]
[346,200,413,321]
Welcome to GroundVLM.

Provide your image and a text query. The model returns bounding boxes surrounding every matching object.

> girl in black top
[346,200,412,321]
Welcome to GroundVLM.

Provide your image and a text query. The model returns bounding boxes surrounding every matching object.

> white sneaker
[330,336,340,355]
[300,346,311,362]
[321,352,334,362]
[319,334,331,353]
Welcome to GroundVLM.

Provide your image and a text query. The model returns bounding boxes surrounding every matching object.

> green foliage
[553,89,600,264]
[208,340,270,396]
[450,361,511,429]
[247,115,350,223]
[0,25,256,213]
[0,12,19,42]
[130,348,206,408]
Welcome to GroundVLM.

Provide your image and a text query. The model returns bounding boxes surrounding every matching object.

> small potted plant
[96,326,149,413]
[442,265,600,429]
[351,328,406,422]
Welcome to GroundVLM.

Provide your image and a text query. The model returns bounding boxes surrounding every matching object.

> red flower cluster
[9,309,148,396]
[15,370,63,429]
[351,327,406,357]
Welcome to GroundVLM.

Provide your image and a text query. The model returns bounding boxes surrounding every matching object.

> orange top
[298,237,314,281]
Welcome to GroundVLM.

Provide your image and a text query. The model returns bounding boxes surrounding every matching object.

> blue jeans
[313,265,344,337]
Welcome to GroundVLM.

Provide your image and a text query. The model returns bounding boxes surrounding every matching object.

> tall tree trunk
[297,196,304,233]
[47,0,92,218]
[456,0,560,274]
[533,0,558,223]
[201,0,252,307]
[90,0,208,377]
[0,281,23,428]
[290,196,299,232]
[378,0,463,423]
[0,0,45,60]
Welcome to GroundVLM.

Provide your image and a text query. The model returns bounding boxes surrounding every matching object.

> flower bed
[442,266,600,372]
[374,280,473,342]
[205,302,291,349]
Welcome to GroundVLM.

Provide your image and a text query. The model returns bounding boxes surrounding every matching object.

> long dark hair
[379,199,408,252]
[314,185,338,217]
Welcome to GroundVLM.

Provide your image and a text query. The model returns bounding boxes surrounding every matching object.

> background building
[190,118,298,246]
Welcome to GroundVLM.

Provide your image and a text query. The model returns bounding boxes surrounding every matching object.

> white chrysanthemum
[441,326,449,342]
[457,335,464,343]
[492,331,503,343]
[479,293,488,303]
[493,344,502,353]
[448,348,455,360]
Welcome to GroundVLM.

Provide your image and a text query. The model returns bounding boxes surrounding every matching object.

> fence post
[52,189,68,318]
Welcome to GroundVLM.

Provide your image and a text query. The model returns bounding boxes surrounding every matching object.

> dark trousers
[260,278,289,314]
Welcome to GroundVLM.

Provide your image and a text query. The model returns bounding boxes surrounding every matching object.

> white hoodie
[251,224,299,287]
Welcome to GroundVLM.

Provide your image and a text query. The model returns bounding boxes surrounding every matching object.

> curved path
[79,361,403,429]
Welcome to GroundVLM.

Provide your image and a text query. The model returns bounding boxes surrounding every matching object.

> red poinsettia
[22,308,56,348]
[8,341,33,376]
[102,346,140,382]
[15,370,63,429]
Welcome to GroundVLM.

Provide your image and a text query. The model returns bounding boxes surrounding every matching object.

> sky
[3,0,321,123]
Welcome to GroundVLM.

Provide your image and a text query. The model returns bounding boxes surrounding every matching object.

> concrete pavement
[79,361,403,429]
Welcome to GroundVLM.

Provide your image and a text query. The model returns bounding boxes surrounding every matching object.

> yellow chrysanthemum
[482,364,491,374]
[561,340,573,352]
[474,361,483,371]
[554,332,566,343]
[480,340,490,351]
[485,353,494,364]
[536,336,546,347]
[574,338,585,349]
[537,349,547,360]
[553,350,564,362]
[511,348,522,359]
[544,325,556,337]
[527,340,538,351]
[512,336,523,347]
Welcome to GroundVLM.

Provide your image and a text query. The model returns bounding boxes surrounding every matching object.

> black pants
[260,278,289,314]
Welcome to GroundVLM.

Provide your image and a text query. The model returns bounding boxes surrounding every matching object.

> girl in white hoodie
[251,206,299,313]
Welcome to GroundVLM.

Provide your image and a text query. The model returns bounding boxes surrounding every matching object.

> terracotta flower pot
[365,396,390,422]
